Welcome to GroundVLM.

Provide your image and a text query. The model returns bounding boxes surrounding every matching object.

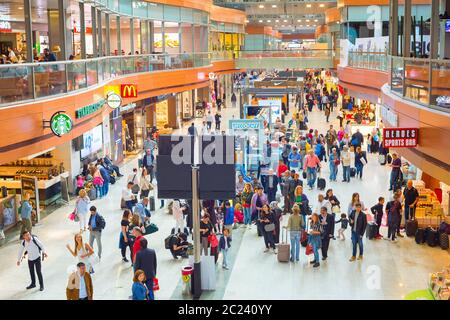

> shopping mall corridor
[0,96,448,300]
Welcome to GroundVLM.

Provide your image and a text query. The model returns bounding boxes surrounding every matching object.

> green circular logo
[50,112,73,137]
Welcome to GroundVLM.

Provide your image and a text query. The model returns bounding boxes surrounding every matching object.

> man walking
[215,112,222,131]
[134,238,157,300]
[66,262,93,300]
[319,206,335,261]
[19,193,34,238]
[17,231,47,291]
[280,171,292,214]
[349,203,367,261]
[303,150,321,190]
[88,206,106,260]
[206,111,214,130]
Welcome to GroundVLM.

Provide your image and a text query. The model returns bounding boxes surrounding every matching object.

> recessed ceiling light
[281,25,285,27]
[18,6,23,9]
[272,4,277,8]
[275,19,279,23]
[314,19,318,22]
[297,19,301,22]
[259,19,263,23]
[299,25,303,27]
[283,19,287,22]
[245,19,249,23]
[337,21,340,24]
[259,4,264,8]
[306,19,310,22]
[267,20,271,22]
[306,24,310,27]
[306,4,312,8]
[319,4,325,7]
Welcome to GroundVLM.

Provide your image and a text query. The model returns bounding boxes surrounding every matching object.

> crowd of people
[13,68,423,299]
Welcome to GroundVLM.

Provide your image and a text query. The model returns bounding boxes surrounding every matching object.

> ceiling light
[275,19,279,23]
[272,4,277,8]
[337,21,340,24]
[306,24,310,27]
[259,4,264,8]
[281,25,285,27]
[259,20,263,23]
[314,19,318,22]
[297,19,301,22]
[283,19,287,22]
[306,4,312,8]
[306,19,310,22]
[319,4,325,7]
[267,20,271,23]
[245,19,249,23]
[18,6,23,9]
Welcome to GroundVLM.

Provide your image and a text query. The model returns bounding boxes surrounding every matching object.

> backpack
[165,235,176,250]
[96,214,106,230]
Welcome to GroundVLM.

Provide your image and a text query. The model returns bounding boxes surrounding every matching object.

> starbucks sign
[50,112,73,137]
[106,92,122,109]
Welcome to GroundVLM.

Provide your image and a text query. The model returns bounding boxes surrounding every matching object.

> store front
[120,101,147,156]
[145,94,177,134]
[177,89,194,123]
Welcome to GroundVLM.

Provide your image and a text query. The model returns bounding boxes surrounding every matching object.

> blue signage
[229,119,264,130]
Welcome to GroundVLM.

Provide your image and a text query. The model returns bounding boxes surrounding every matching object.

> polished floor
[0,96,448,300]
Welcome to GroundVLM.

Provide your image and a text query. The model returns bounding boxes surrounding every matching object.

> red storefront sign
[383,128,418,148]
[120,84,138,98]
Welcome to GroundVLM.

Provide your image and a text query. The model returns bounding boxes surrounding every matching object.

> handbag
[69,211,76,221]
[264,223,275,232]
[300,230,308,244]
[153,278,160,291]
[302,171,307,179]
[334,159,341,166]
[360,157,367,166]
[131,174,140,194]
[332,205,340,214]
[305,243,313,255]
[144,222,159,235]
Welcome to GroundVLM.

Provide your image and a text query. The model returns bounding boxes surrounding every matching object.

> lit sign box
[121,84,138,98]
[383,128,418,148]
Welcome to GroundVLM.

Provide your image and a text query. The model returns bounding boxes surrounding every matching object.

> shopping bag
[68,211,76,221]
[153,278,160,291]
[305,243,313,255]
[208,234,219,248]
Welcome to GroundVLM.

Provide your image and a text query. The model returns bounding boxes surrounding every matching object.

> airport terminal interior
[0,0,449,301]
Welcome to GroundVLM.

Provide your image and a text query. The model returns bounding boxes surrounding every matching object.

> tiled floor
[0,94,448,300]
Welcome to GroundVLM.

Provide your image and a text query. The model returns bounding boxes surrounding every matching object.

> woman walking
[347,193,366,216]
[269,201,283,245]
[119,210,133,263]
[308,213,323,268]
[328,148,340,182]
[139,168,153,200]
[285,204,305,262]
[259,204,277,254]
[199,213,213,256]
[241,183,253,227]
[132,270,149,300]
[354,147,367,179]
[74,189,90,232]
[66,233,95,273]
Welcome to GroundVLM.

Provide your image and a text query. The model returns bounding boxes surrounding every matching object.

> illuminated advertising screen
[81,125,104,159]
[154,33,180,48]
[258,98,282,123]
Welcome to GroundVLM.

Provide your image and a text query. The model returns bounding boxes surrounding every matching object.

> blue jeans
[343,165,350,181]
[355,163,363,178]
[309,235,321,263]
[390,171,399,190]
[243,207,251,225]
[145,278,155,300]
[306,167,317,188]
[290,231,300,261]
[126,200,135,211]
[329,163,338,181]
[102,182,109,197]
[222,248,229,267]
[351,231,364,257]
[95,185,103,198]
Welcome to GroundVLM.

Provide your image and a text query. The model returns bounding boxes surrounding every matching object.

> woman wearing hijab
[269,201,283,244]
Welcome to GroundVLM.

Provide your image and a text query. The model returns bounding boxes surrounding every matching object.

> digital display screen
[80,125,103,159]
[446,20,450,32]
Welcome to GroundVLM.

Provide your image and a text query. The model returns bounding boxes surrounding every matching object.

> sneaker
[349,256,356,262]
[264,248,270,253]
[313,262,320,268]
[39,286,44,291]
[322,256,327,261]
[122,258,129,263]
[290,258,294,262]
[309,260,316,264]
[357,255,363,260]
[26,284,36,290]
[273,248,277,254]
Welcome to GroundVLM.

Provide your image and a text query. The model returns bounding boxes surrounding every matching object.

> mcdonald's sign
[121,84,138,98]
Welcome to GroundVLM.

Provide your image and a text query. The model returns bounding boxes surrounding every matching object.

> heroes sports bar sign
[383,128,419,148]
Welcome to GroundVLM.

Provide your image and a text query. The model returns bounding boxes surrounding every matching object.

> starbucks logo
[50,112,73,137]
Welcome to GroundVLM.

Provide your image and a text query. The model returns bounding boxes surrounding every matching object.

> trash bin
[181,266,193,295]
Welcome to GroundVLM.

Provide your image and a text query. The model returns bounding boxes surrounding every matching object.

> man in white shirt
[17,231,47,291]
[314,194,331,215]
[201,121,209,135]
[122,182,136,211]
[172,199,186,233]
[206,112,214,130]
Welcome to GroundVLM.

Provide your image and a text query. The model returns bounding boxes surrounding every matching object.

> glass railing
[390,56,450,112]
[237,49,333,59]
[348,51,388,71]
[0,52,210,107]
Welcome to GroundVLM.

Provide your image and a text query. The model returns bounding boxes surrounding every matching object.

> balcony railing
[348,51,388,71]
[237,49,333,59]
[390,56,450,112]
[0,52,210,107]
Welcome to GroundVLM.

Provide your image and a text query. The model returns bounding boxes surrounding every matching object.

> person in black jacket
[370,197,385,239]
[319,206,335,260]
[134,238,157,300]
[142,149,154,183]
[261,169,279,203]
[386,193,402,242]
[349,203,367,261]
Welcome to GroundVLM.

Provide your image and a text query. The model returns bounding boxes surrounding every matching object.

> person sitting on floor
[169,233,190,259]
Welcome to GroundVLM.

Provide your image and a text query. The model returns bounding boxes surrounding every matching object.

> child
[75,175,85,196]
[370,197,385,239]
[335,213,349,240]
[234,203,244,225]
[219,228,232,270]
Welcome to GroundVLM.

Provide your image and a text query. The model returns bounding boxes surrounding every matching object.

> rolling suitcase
[149,196,155,211]
[350,168,356,177]
[426,228,439,247]
[277,228,290,262]
[415,228,425,244]
[317,177,326,190]
[405,219,418,237]
[366,222,377,240]
[439,232,449,250]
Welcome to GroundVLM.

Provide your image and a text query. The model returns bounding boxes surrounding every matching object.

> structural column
[389,0,398,56]
[105,13,110,56]
[429,0,440,59]
[24,0,33,62]
[192,24,195,53]
[58,0,67,60]
[403,0,411,58]
[178,23,182,54]
[117,16,121,54]
[91,6,97,57]
[130,18,135,54]
[161,21,166,53]
[79,2,86,59]
[97,10,103,56]
[149,21,154,53]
